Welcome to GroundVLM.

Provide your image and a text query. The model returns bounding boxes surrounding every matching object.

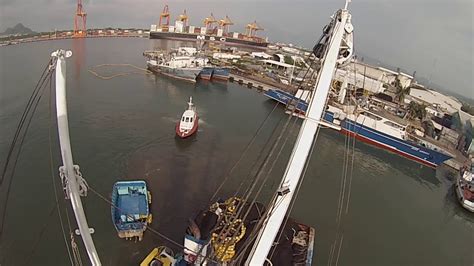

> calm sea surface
[0,38,472,265]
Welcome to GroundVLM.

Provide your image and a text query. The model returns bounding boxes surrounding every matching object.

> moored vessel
[211,68,230,81]
[182,197,315,265]
[322,105,452,168]
[147,55,207,83]
[111,181,152,241]
[455,159,474,212]
[198,67,213,80]
[176,97,199,138]
[264,88,308,113]
[264,88,453,168]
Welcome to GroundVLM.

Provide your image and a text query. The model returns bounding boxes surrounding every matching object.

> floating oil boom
[246,1,354,264]
[52,50,101,265]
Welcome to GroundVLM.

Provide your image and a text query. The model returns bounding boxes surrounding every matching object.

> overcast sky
[1,0,472,98]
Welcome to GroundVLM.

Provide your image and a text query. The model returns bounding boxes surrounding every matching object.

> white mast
[246,1,353,264]
[52,50,101,265]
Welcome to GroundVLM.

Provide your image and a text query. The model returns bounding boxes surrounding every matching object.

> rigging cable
[86,185,221,264]
[330,49,359,266]
[208,100,280,204]
[0,58,56,238]
[217,85,313,262]
[213,28,329,260]
[191,106,286,260]
[344,59,360,214]
[0,58,54,185]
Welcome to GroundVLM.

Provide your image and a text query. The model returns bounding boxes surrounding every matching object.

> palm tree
[407,101,427,120]
[394,77,410,104]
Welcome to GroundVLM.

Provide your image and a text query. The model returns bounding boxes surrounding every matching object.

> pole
[53,49,101,265]
[246,3,353,264]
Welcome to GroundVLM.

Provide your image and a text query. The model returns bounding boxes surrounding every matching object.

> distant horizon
[0,0,472,99]
[2,20,473,104]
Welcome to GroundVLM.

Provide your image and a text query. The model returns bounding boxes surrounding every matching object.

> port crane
[159,5,170,29]
[245,21,263,38]
[203,13,217,30]
[218,16,234,34]
[178,9,189,27]
[73,0,87,37]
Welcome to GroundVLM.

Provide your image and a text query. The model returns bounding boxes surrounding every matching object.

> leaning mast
[246,1,354,264]
[52,50,101,265]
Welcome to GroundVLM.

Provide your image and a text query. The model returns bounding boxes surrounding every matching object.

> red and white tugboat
[176,97,198,138]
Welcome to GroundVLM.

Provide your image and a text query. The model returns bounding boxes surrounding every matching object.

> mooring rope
[88,64,152,80]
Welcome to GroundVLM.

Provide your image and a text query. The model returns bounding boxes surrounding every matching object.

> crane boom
[53,50,101,266]
[246,2,353,264]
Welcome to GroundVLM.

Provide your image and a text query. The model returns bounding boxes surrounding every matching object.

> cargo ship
[150,5,269,49]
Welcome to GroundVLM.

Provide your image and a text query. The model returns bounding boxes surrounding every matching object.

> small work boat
[211,68,230,81]
[198,67,214,80]
[140,246,177,266]
[182,197,315,265]
[176,97,198,138]
[111,181,152,241]
[455,160,474,212]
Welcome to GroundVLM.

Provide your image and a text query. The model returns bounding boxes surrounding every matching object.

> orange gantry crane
[218,15,234,34]
[203,13,217,30]
[159,5,170,29]
[74,0,87,37]
[178,9,189,27]
[245,21,264,37]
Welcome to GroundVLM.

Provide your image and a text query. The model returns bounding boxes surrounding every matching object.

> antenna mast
[246,1,354,264]
[52,50,101,265]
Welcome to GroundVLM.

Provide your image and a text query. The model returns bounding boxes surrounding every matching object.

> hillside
[2,23,36,35]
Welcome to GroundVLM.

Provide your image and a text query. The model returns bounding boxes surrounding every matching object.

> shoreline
[0,33,149,47]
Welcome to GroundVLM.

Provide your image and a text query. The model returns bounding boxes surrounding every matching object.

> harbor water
[0,38,472,265]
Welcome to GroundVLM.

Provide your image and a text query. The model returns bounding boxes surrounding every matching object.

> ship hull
[263,89,451,167]
[454,171,474,212]
[211,68,230,81]
[148,63,201,83]
[322,112,451,168]
[264,89,308,113]
[149,31,268,49]
[175,117,199,138]
[198,67,213,80]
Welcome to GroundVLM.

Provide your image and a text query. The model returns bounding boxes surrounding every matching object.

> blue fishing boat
[199,67,213,80]
[211,68,230,81]
[111,180,152,241]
